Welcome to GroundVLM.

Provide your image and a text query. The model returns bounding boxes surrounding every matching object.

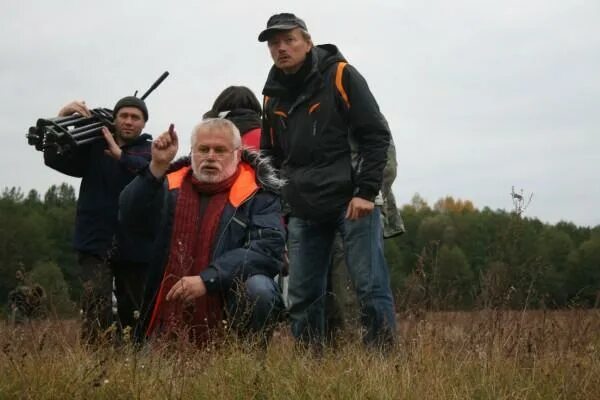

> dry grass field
[1,309,599,399]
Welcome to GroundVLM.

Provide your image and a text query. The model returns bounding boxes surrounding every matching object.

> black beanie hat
[113,96,149,121]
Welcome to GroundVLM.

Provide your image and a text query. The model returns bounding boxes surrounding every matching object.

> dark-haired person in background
[43,96,152,344]
[203,86,263,150]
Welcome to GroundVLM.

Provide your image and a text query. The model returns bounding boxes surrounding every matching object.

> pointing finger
[168,124,178,144]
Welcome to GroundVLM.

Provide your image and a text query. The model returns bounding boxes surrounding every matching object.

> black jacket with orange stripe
[261,44,391,221]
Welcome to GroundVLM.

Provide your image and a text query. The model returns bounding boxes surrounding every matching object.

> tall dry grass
[1,309,599,399]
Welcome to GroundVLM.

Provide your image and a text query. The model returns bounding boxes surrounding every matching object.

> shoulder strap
[333,62,358,154]
[334,62,350,109]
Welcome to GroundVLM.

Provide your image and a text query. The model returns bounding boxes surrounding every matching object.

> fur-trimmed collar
[166,149,285,193]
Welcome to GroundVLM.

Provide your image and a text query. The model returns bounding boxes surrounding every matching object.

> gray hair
[190,118,242,149]
[299,29,312,43]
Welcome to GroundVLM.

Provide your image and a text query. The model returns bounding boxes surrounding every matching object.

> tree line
[385,194,600,310]
[1,185,598,317]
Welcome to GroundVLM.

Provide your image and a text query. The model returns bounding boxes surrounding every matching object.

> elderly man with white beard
[119,118,286,346]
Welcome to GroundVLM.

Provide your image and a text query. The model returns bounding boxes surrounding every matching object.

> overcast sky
[1,0,598,227]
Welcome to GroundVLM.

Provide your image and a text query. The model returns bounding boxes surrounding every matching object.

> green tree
[410,193,430,212]
[555,221,591,248]
[0,199,51,303]
[30,261,76,316]
[536,228,574,306]
[25,189,42,206]
[566,236,600,306]
[416,214,453,249]
[42,183,79,300]
[1,187,24,202]
[434,245,474,308]
[384,239,405,295]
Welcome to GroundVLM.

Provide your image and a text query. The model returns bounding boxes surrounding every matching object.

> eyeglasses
[192,146,238,160]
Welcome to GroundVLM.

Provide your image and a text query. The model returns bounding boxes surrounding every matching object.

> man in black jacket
[44,96,152,344]
[258,13,396,349]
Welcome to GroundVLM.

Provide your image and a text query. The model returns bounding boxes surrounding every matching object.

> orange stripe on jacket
[228,162,258,207]
[308,102,321,114]
[166,163,258,207]
[167,167,189,190]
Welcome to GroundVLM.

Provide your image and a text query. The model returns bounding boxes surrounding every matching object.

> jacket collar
[166,163,258,208]
[166,150,285,197]
[262,44,347,99]
[121,132,152,149]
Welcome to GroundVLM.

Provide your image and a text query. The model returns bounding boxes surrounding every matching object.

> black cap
[113,96,149,121]
[258,13,308,42]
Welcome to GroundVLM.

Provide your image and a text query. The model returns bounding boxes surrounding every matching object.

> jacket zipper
[211,191,257,260]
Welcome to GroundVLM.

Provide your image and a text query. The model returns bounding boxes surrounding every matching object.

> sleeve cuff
[199,267,219,293]
[118,151,130,165]
[142,166,165,185]
[355,187,378,202]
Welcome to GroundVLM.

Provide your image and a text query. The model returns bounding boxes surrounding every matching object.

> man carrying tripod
[44,96,152,344]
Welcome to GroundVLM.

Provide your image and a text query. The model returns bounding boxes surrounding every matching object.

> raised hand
[57,100,91,117]
[149,124,178,178]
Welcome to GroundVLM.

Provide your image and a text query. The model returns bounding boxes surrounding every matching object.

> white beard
[192,157,239,183]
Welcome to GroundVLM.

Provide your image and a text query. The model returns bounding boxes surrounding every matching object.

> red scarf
[147,167,240,345]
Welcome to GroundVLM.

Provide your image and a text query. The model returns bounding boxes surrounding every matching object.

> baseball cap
[258,13,308,42]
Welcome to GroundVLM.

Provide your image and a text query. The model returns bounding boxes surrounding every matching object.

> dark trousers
[78,253,114,345]
[112,260,148,340]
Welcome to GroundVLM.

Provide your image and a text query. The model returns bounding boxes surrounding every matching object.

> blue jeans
[287,207,396,347]
[225,275,284,341]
